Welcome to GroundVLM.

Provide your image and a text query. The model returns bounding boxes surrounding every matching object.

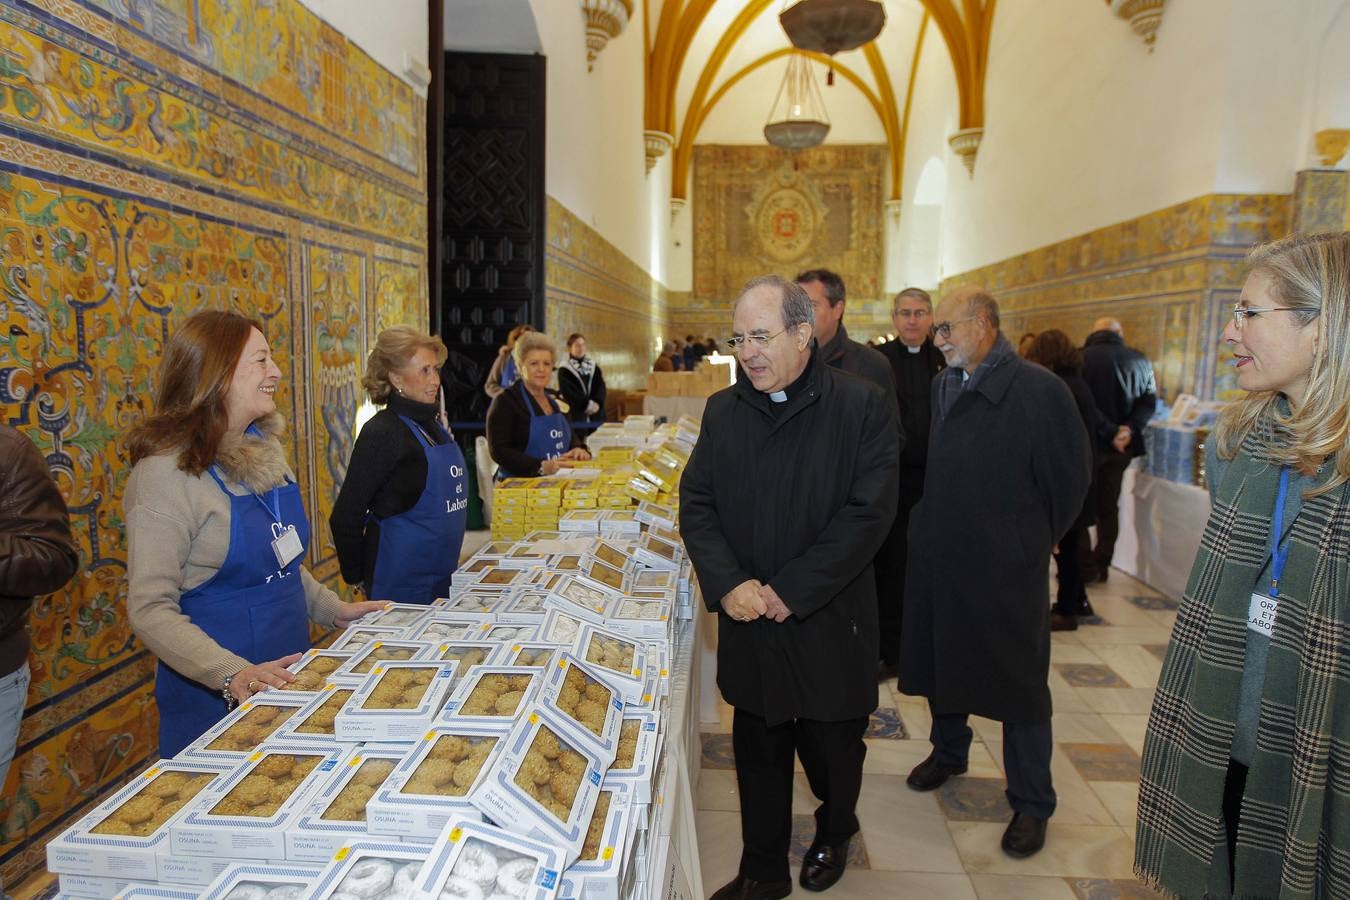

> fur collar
[214,412,292,494]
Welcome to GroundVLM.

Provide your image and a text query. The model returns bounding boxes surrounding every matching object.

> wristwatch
[222,672,239,712]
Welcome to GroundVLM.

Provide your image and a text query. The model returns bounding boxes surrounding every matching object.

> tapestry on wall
[0,0,427,884]
[687,144,885,340]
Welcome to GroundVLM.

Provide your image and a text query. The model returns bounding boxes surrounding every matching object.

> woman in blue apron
[331,327,468,604]
[484,323,535,401]
[486,331,592,478]
[125,311,385,757]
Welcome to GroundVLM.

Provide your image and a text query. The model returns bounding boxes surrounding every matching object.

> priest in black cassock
[680,275,901,900]
[874,287,945,672]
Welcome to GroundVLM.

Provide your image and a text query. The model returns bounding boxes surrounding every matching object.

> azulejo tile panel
[0,0,426,887]
[942,193,1291,401]
[545,197,666,392]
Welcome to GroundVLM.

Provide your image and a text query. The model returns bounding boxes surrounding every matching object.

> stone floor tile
[1099,715,1150,755]
[1060,743,1141,782]
[1077,687,1158,716]
[970,873,1079,899]
[1055,663,1127,688]
[948,821,1136,878]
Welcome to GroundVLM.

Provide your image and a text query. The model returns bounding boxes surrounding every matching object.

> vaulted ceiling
[643,0,997,199]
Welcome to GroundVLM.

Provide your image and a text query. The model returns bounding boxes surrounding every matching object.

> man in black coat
[900,286,1091,860]
[1080,318,1158,581]
[681,276,900,899]
[874,287,945,670]
[795,268,895,393]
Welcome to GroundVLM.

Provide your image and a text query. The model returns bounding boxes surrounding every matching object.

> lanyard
[1268,466,1291,598]
[254,485,282,526]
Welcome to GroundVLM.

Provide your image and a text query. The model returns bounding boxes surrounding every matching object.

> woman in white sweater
[124,310,383,756]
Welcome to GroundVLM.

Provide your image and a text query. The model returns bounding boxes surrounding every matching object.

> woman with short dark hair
[556,332,606,425]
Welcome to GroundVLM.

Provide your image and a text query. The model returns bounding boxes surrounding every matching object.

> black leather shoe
[906,753,967,791]
[1000,812,1048,857]
[799,839,850,892]
[709,874,793,900]
[1049,611,1079,631]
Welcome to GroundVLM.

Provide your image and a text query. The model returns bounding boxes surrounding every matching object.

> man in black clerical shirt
[874,288,945,672]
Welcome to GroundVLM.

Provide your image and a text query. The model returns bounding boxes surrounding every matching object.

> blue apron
[367,416,468,604]
[501,381,570,478]
[501,356,518,389]
[155,466,311,757]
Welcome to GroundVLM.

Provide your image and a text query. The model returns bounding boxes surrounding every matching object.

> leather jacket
[0,424,79,676]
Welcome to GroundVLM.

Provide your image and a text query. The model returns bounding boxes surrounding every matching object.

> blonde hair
[1213,231,1350,495]
[362,326,448,404]
[513,331,556,370]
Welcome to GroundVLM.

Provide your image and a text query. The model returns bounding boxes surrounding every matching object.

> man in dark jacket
[900,287,1091,860]
[875,287,945,671]
[681,276,900,899]
[1080,318,1158,581]
[795,269,895,393]
[0,424,79,792]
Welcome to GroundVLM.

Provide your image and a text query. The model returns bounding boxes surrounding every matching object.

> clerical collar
[769,352,815,403]
[769,390,787,403]
[906,343,921,354]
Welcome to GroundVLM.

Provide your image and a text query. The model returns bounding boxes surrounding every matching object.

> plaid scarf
[1136,425,1350,899]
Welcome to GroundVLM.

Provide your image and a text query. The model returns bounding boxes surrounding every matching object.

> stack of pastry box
[47,415,701,900]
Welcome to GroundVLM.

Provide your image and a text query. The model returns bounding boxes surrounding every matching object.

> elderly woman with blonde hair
[486,331,591,477]
[1137,231,1350,898]
[330,326,468,604]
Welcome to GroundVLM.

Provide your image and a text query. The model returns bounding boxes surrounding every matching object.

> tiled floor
[695,569,1172,899]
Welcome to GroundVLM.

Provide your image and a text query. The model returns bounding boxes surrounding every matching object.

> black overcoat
[900,352,1091,723]
[679,358,901,725]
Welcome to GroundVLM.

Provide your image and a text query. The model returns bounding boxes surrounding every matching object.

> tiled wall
[545,197,666,391]
[941,194,1292,403]
[0,0,426,884]
[678,144,890,345]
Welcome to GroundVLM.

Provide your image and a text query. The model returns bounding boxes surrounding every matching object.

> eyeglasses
[725,328,788,350]
[932,316,979,339]
[1231,305,1303,329]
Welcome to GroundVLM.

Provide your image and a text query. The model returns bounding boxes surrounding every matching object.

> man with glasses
[681,275,900,899]
[1080,317,1158,584]
[900,286,1091,859]
[874,287,945,675]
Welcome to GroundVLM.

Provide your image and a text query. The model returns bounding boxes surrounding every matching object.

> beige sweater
[124,414,347,690]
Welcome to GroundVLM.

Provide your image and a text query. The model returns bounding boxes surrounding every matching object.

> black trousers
[1053,524,1090,616]
[874,467,926,665]
[1084,454,1131,578]
[1223,758,1248,890]
[732,708,869,883]
[929,704,1057,819]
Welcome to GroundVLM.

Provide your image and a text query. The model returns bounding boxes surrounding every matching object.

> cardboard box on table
[46,759,233,884]
[333,660,459,743]
[606,710,664,807]
[557,780,636,900]
[441,587,512,615]
[539,608,588,645]
[109,886,200,900]
[366,723,510,839]
[329,639,438,680]
[496,590,550,622]
[271,648,357,696]
[406,613,494,643]
[356,602,437,631]
[169,744,351,862]
[475,620,542,644]
[327,624,403,652]
[178,693,312,764]
[284,750,405,862]
[197,861,324,899]
[503,641,568,669]
[537,654,624,763]
[412,816,564,900]
[571,623,649,705]
[268,683,358,745]
[437,665,545,726]
[607,596,673,641]
[543,575,614,626]
[304,840,430,900]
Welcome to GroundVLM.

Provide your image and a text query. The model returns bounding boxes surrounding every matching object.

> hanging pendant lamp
[780,0,886,56]
[763,54,831,151]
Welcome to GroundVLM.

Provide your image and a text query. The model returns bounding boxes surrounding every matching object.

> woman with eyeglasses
[1136,231,1350,898]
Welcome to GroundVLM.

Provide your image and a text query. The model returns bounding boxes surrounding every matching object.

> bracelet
[222,673,239,712]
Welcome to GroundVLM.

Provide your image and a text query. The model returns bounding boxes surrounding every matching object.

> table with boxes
[47,416,708,900]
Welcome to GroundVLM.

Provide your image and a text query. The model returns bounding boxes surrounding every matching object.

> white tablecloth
[642,395,707,422]
[1115,467,1210,600]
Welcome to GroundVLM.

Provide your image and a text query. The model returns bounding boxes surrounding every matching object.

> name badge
[1248,591,1277,638]
[272,523,304,568]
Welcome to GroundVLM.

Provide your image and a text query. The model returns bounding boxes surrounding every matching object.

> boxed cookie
[366,724,509,838]
[497,590,550,621]
[110,886,199,900]
[469,705,607,864]
[476,621,541,644]
[330,640,437,680]
[273,649,356,695]
[198,861,324,899]
[46,759,232,882]
[606,596,672,641]
[180,694,312,763]
[269,684,357,744]
[441,588,511,615]
[470,567,529,592]
[631,568,678,592]
[539,608,588,645]
[438,665,544,725]
[572,623,648,704]
[169,745,349,861]
[284,751,403,862]
[548,553,585,573]
[305,840,430,900]
[356,602,436,631]
[634,501,676,531]
[604,710,663,804]
[559,509,604,534]
[557,781,635,900]
[599,510,641,537]
[591,541,638,574]
[537,654,624,762]
[504,642,566,669]
[412,817,563,900]
[543,576,612,626]
[574,557,630,598]
[429,640,507,678]
[450,556,502,587]
[334,661,459,743]
[633,532,682,572]
[327,624,403,652]
[406,614,493,643]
